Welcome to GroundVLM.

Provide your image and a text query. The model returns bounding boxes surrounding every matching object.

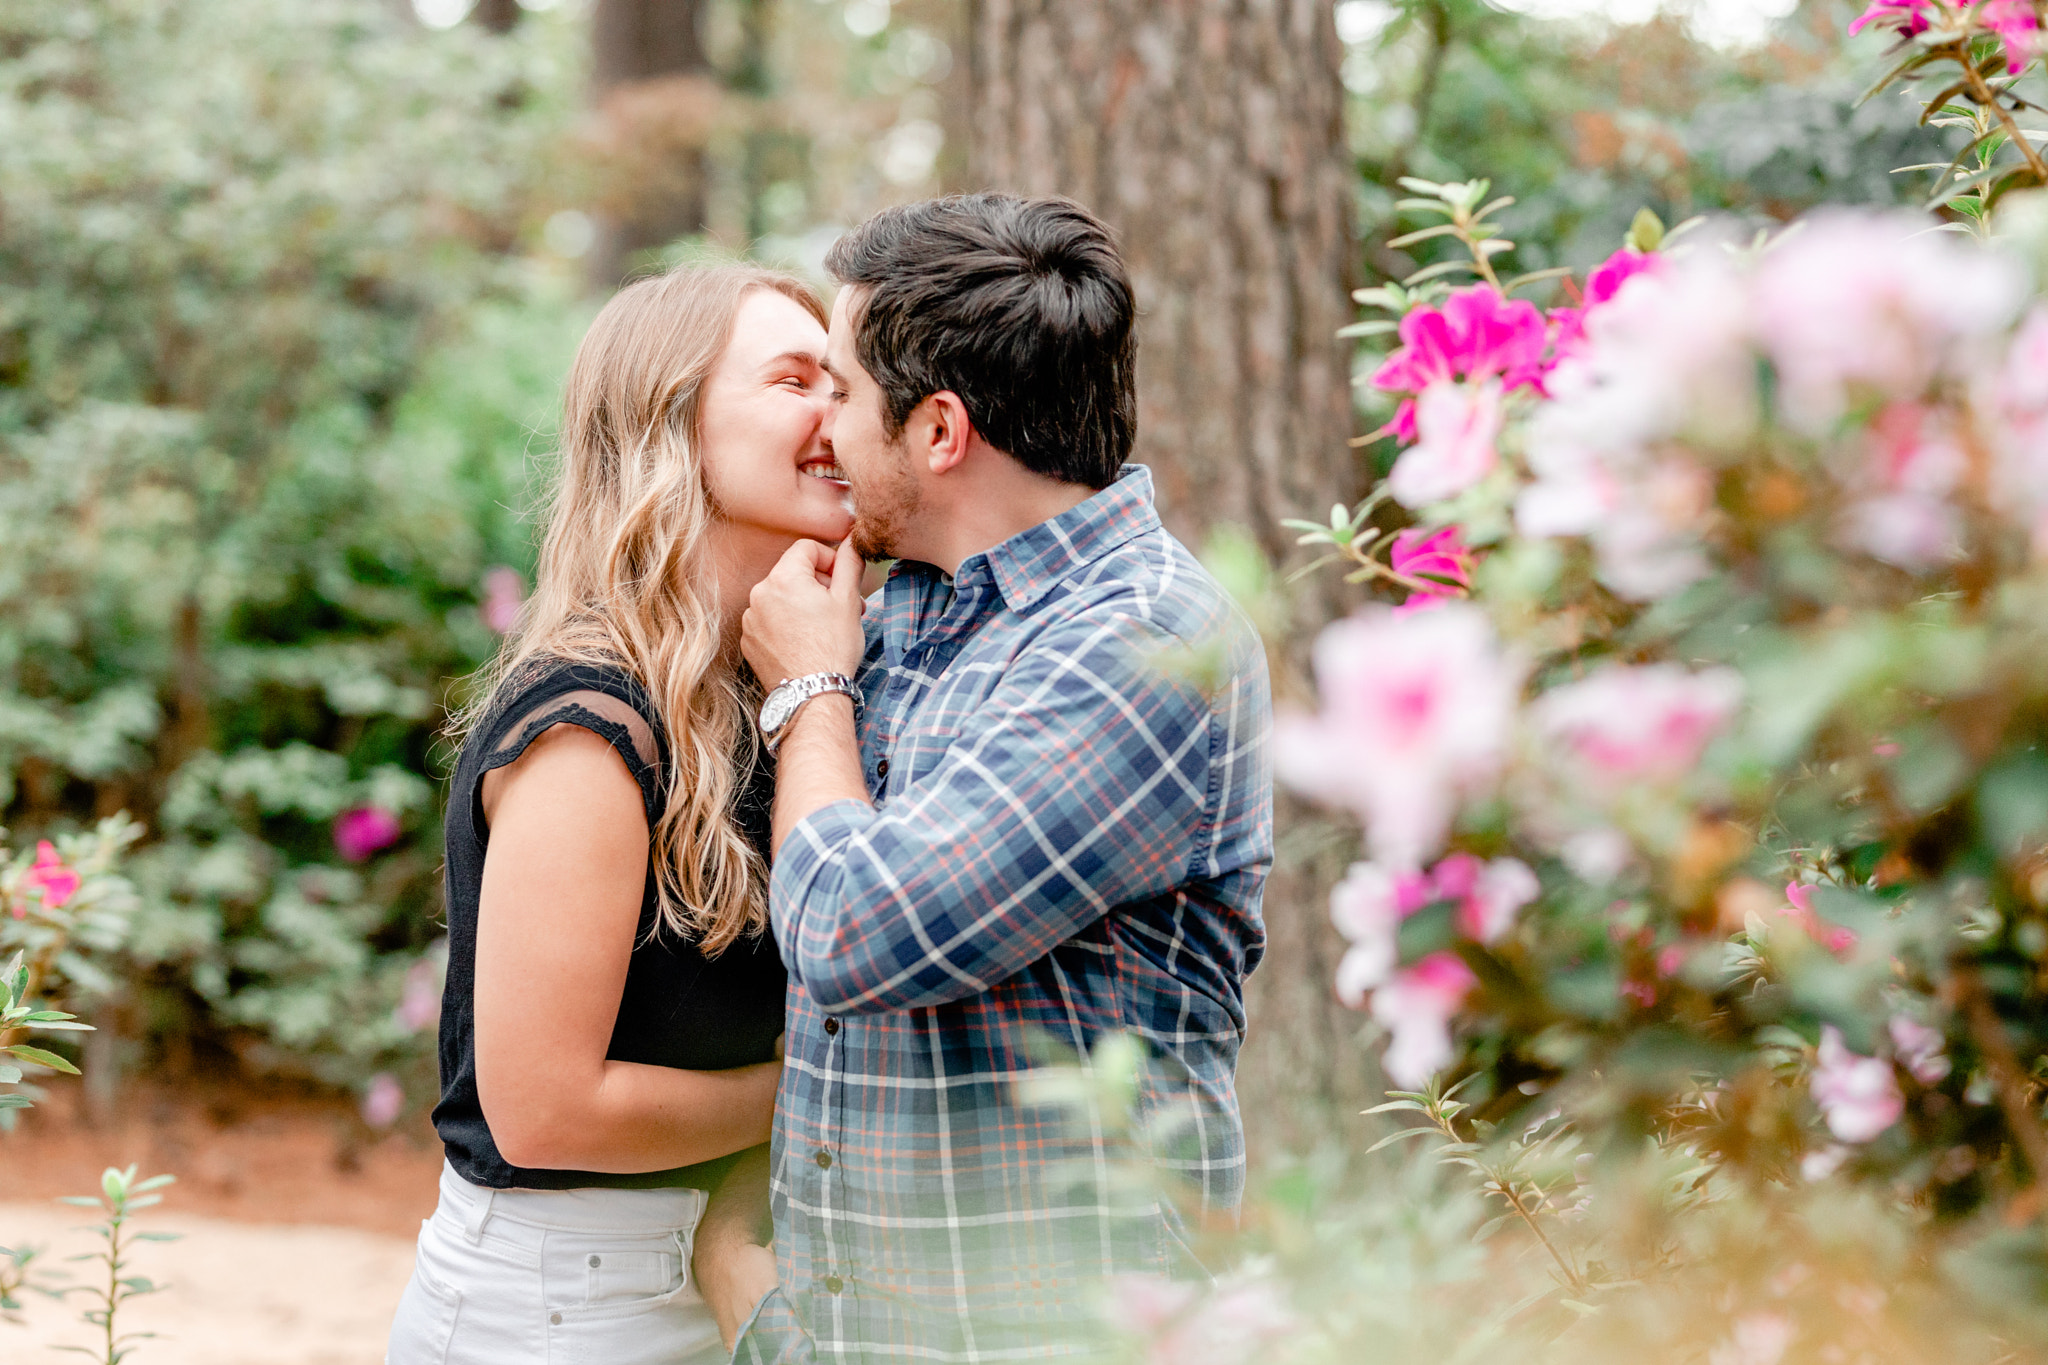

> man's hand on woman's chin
[695,1236,781,1353]
[742,537,866,687]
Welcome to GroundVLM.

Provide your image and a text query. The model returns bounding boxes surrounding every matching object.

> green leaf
[1856,48,1941,107]
[6,1047,79,1075]
[1626,207,1666,253]
[1503,266,1574,294]
[1386,223,1463,250]
[1402,259,1478,287]
[1337,319,1399,339]
[56,1197,104,1208]
[1365,1127,1443,1154]
[0,1066,19,1085]
[131,1175,176,1193]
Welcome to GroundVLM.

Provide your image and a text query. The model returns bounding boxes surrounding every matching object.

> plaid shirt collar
[889,463,1161,618]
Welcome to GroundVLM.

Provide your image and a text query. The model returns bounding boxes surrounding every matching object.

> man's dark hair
[825,194,1136,489]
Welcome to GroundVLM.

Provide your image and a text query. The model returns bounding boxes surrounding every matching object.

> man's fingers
[830,537,863,602]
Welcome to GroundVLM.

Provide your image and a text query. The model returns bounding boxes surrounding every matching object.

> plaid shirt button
[823,1017,840,1035]
[823,1275,844,1295]
[814,1149,832,1169]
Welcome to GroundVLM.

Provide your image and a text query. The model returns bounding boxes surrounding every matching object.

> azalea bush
[1082,3,2048,1361]
[0,0,587,1120]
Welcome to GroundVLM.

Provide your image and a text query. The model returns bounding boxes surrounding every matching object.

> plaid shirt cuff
[730,1286,814,1365]
[768,797,874,945]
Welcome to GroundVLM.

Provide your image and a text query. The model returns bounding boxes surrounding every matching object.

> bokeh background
[0,0,1956,1358]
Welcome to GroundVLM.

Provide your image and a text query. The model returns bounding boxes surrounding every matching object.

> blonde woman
[386,264,850,1365]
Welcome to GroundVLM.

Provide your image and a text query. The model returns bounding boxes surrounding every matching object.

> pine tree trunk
[967,0,1372,1158]
[588,0,716,288]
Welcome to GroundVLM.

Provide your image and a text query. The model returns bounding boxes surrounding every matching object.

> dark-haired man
[714,193,1273,1363]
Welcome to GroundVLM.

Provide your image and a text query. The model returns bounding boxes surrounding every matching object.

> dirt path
[1,1077,440,1362]
[2,1200,416,1364]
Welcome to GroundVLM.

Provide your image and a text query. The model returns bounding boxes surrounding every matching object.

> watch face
[760,689,796,733]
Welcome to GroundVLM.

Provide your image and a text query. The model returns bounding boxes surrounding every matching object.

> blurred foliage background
[0,0,1950,1139]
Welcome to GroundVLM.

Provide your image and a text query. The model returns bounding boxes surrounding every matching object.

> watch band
[759,671,859,756]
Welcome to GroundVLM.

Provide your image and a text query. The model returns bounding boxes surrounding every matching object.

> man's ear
[909,391,973,476]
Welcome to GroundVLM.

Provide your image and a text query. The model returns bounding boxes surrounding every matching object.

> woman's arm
[474,723,780,1173]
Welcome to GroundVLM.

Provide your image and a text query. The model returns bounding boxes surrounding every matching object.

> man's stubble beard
[848,436,921,563]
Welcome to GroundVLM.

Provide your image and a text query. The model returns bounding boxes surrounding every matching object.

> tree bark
[472,0,522,33]
[967,0,1371,1158]
[588,0,716,288]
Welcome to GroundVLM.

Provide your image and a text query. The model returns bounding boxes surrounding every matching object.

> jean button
[549,1312,563,1325]
[588,1254,601,1268]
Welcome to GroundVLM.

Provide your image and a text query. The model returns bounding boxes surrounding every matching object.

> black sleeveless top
[431,660,788,1190]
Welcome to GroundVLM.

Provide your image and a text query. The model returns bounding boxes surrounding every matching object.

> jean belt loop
[461,1183,495,1244]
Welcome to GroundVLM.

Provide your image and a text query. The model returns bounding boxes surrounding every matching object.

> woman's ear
[913,390,974,476]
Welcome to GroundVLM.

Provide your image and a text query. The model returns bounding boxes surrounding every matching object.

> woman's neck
[704,522,791,645]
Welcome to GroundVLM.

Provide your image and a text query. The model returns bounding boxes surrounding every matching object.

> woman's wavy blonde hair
[454,262,828,955]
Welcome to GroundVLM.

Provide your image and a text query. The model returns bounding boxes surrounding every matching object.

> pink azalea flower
[1980,0,2042,71]
[1842,403,1966,569]
[1846,0,1941,37]
[1329,862,1430,1005]
[1756,213,2022,432]
[1372,284,1550,399]
[480,566,528,635]
[1709,1312,1796,1365]
[1811,1025,1904,1143]
[1783,882,1859,956]
[1388,381,1505,507]
[1990,307,2048,552]
[1103,1273,1294,1365]
[23,841,81,910]
[1438,853,1540,944]
[1330,854,1536,1006]
[1275,603,1522,868]
[395,956,444,1034]
[1371,952,1478,1087]
[1388,524,1474,615]
[1888,1014,1952,1085]
[334,806,403,863]
[1533,663,1743,785]
[361,1072,405,1129]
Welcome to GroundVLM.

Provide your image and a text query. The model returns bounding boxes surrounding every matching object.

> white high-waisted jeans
[386,1161,725,1365]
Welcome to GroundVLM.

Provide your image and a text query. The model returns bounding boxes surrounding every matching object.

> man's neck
[910,455,1100,578]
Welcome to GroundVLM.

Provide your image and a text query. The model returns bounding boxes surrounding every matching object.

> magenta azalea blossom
[334,806,403,863]
[23,840,81,910]
[1980,0,2042,70]
[1846,0,1942,37]
[1552,247,1663,356]
[1372,284,1550,398]
[1388,524,1475,614]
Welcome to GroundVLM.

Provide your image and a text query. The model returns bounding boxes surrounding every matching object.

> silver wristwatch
[758,672,859,756]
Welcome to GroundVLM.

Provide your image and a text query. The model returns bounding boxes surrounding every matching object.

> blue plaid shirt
[737,466,1273,1364]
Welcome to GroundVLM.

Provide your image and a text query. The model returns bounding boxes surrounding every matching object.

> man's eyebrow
[819,356,849,386]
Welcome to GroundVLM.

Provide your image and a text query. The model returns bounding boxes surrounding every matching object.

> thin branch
[1957,47,2048,187]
